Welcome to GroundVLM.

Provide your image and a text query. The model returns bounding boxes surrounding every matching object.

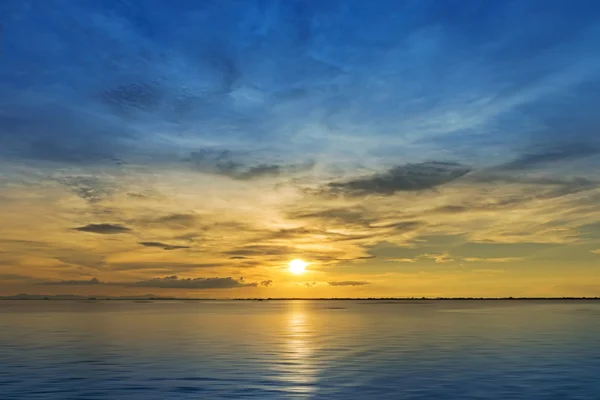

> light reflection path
[274,301,320,397]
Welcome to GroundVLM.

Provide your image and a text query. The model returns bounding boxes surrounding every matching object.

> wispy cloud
[496,144,600,172]
[138,242,190,251]
[328,281,370,286]
[422,254,454,264]
[188,150,314,180]
[57,176,114,204]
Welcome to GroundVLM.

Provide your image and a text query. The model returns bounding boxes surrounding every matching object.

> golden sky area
[1,161,600,298]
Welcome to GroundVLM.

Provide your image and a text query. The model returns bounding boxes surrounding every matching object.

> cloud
[378,221,424,231]
[139,242,190,251]
[468,174,595,188]
[73,224,131,234]
[592,250,600,255]
[324,162,471,196]
[127,276,257,289]
[432,176,597,216]
[422,254,454,264]
[187,150,263,179]
[469,177,598,205]
[463,257,523,263]
[292,207,373,227]
[497,143,600,171]
[0,273,34,281]
[39,277,103,286]
[111,262,223,272]
[57,176,113,204]
[36,275,260,290]
[235,164,282,180]
[328,281,370,286]
[225,246,292,257]
[127,192,151,199]
[432,205,470,214]
[187,150,313,180]
[136,214,199,229]
[266,227,315,240]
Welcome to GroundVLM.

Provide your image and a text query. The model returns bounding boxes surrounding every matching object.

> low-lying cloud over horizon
[37,276,260,290]
[39,278,103,286]
[126,276,258,289]
[2,0,600,297]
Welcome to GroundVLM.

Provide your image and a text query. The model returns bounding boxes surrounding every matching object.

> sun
[289,259,307,275]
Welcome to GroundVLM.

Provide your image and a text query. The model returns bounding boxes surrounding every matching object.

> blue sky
[1,0,600,297]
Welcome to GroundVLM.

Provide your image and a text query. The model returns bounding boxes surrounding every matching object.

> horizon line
[2,295,600,301]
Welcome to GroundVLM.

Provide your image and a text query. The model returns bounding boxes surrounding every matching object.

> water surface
[1,300,599,399]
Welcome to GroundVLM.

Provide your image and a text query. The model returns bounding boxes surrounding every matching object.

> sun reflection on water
[275,301,319,395]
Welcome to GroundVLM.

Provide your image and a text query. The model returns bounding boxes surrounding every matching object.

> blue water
[1,300,599,399]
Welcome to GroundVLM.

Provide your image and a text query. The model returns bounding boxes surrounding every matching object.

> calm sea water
[1,300,599,399]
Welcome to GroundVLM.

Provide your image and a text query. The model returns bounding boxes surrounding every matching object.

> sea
[1,300,599,399]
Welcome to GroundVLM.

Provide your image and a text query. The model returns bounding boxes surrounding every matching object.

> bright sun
[289,259,307,275]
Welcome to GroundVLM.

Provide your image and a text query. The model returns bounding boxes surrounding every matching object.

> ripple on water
[1,300,600,399]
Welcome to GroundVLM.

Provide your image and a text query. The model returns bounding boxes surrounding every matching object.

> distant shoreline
[1,296,600,301]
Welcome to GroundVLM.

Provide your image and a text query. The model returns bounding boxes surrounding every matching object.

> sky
[1,0,600,298]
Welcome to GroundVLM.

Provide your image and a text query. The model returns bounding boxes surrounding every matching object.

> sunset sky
[1,0,600,298]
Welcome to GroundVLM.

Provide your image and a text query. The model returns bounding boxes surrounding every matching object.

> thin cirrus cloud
[187,150,315,180]
[1,1,600,296]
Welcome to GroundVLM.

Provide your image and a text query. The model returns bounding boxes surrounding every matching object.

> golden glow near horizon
[1,162,600,299]
[289,259,308,275]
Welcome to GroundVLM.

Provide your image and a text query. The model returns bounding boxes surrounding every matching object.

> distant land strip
[1,295,600,301]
